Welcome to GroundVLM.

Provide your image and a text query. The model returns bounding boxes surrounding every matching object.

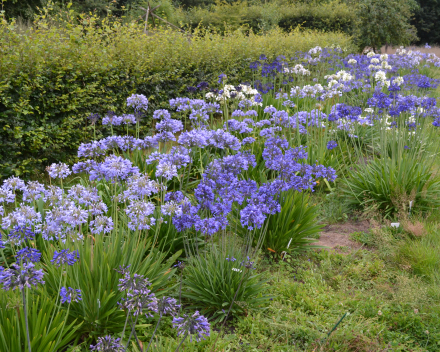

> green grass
[90,215,440,352]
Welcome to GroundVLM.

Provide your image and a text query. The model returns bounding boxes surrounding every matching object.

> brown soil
[316,220,372,252]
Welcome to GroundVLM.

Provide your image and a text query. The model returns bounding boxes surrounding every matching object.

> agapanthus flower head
[60,287,82,304]
[88,113,100,124]
[121,114,137,125]
[161,201,183,217]
[156,118,183,133]
[125,201,156,230]
[51,249,80,267]
[90,215,114,234]
[90,335,123,352]
[7,226,36,246]
[156,162,178,181]
[178,128,210,148]
[218,73,227,84]
[90,155,139,182]
[47,163,71,179]
[0,186,15,204]
[173,261,185,269]
[172,311,210,342]
[15,247,41,263]
[118,272,151,293]
[119,288,158,317]
[0,262,44,291]
[3,176,26,192]
[102,114,122,126]
[153,109,171,120]
[327,140,338,150]
[240,204,267,230]
[22,181,45,202]
[197,81,209,91]
[187,86,197,93]
[123,173,160,201]
[126,94,149,112]
[241,256,256,270]
[158,296,180,316]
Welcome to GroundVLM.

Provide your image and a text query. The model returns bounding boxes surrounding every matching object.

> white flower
[374,71,387,82]
[392,76,404,86]
[364,108,374,113]
[328,80,339,88]
[380,54,388,61]
[370,58,380,64]
[347,58,357,65]
[308,46,322,55]
[367,51,375,58]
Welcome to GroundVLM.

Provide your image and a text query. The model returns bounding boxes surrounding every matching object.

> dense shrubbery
[181,0,355,34]
[0,12,353,178]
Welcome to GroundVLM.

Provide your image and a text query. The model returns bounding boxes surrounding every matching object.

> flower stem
[211,268,248,352]
[124,314,139,351]
[145,313,162,352]
[178,271,183,315]
[129,315,143,351]
[22,289,32,352]
[121,309,131,341]
[174,331,189,352]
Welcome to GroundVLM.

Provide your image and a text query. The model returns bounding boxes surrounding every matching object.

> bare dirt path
[316,220,372,251]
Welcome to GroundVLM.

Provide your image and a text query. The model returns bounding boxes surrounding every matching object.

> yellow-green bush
[181,0,355,33]
[0,12,353,177]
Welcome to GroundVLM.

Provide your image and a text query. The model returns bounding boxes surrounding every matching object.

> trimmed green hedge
[0,15,353,177]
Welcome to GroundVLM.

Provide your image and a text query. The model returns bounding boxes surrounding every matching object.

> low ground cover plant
[0,42,440,351]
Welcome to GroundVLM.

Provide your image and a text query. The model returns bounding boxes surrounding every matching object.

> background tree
[412,0,440,45]
[353,0,418,52]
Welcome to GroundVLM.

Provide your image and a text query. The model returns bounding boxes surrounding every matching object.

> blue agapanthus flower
[327,140,338,150]
[60,287,82,304]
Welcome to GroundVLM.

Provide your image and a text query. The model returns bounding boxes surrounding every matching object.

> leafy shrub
[44,231,179,344]
[182,241,270,323]
[341,155,440,219]
[0,293,81,352]
[0,11,353,177]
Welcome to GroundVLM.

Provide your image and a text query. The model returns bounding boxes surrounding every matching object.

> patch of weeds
[313,191,351,224]
[396,223,440,283]
[349,231,375,246]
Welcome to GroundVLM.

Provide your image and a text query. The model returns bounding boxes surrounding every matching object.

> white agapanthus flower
[381,61,392,70]
[380,54,389,61]
[367,51,376,58]
[347,58,357,65]
[375,71,387,81]
[287,64,311,76]
[325,70,353,82]
[392,76,404,86]
[206,84,261,106]
[370,58,380,64]
[328,80,339,88]
[308,46,322,55]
